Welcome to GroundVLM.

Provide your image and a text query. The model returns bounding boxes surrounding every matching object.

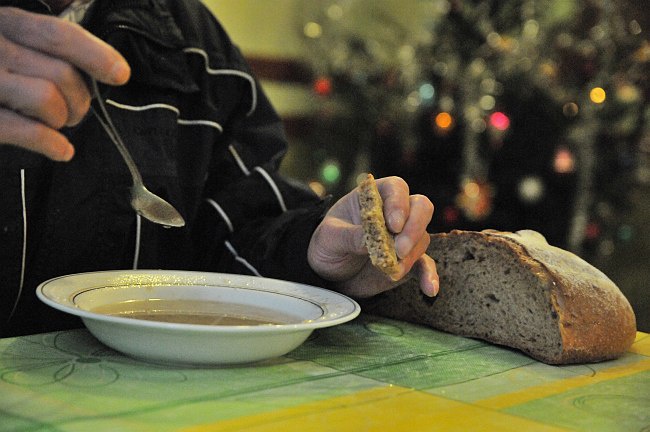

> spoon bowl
[130,184,186,228]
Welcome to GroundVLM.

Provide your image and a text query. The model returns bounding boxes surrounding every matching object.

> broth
[90,299,301,326]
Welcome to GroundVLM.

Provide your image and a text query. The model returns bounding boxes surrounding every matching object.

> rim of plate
[36,270,361,333]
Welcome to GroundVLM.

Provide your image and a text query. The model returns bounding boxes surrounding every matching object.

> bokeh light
[489,111,510,131]
[434,112,453,130]
[419,83,435,101]
[518,176,545,204]
[553,147,576,174]
[463,181,480,198]
[589,87,606,104]
[562,102,579,117]
[313,77,332,96]
[321,160,341,184]
[303,22,322,39]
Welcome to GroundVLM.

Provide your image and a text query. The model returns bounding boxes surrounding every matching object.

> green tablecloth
[1,314,648,431]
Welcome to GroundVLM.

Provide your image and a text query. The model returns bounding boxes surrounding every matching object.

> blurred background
[205,0,649,331]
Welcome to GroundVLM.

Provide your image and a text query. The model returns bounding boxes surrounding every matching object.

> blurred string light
[562,102,580,117]
[470,118,487,133]
[419,83,435,101]
[628,20,642,35]
[321,160,341,184]
[433,111,453,131]
[456,179,493,221]
[585,222,601,240]
[406,91,421,111]
[313,76,333,96]
[479,95,496,111]
[463,180,480,198]
[553,147,576,174]
[489,112,510,131]
[589,87,606,104]
[304,21,322,39]
[442,205,460,224]
[618,224,634,242]
[518,176,545,204]
[326,4,344,20]
[301,0,647,258]
[616,84,641,104]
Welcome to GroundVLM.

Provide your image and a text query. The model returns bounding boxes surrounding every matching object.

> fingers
[375,177,434,258]
[394,194,434,258]
[0,7,131,160]
[411,253,439,298]
[374,176,436,296]
[390,228,430,280]
[0,70,69,129]
[375,176,410,232]
[0,108,75,161]
[0,41,92,126]
[0,8,130,85]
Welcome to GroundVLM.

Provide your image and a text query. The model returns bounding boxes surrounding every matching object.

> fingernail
[431,278,439,296]
[394,235,413,259]
[387,210,405,232]
[423,278,438,297]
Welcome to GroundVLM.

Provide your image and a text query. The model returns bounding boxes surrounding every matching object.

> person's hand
[308,176,439,298]
[0,7,130,161]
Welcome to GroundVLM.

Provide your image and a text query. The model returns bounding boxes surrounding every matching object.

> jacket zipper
[8,169,28,323]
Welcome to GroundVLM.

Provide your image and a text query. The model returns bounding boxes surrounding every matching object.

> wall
[201,0,314,120]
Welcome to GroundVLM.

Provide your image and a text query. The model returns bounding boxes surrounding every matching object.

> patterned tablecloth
[1,314,648,431]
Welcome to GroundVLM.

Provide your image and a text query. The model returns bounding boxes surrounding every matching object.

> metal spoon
[89,78,185,228]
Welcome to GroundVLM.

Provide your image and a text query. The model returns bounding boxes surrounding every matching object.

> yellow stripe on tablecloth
[183,385,568,432]
[630,331,650,356]
[475,356,650,411]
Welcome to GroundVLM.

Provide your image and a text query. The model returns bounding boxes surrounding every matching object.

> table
[1,314,648,431]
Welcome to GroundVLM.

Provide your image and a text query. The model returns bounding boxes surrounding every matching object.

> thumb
[345,223,367,256]
[322,217,366,256]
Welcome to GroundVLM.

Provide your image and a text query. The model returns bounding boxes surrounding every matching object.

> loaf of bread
[362,229,637,364]
[358,174,401,279]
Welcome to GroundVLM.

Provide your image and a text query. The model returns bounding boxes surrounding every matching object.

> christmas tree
[300,0,649,263]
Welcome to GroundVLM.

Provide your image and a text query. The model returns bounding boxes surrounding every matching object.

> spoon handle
[89,78,144,186]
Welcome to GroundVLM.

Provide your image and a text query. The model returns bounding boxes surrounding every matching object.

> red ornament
[585,222,601,240]
[442,206,460,225]
[313,77,333,96]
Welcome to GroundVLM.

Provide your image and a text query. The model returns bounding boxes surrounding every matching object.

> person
[0,0,438,337]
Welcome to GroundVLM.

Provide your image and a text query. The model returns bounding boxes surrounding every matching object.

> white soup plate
[36,270,360,366]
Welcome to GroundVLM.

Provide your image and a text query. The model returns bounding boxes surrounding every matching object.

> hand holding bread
[307,175,439,298]
[357,173,401,279]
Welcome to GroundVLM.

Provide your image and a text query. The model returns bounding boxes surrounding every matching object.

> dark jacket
[0,0,328,336]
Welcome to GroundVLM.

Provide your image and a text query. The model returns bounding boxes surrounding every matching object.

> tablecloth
[1,314,648,431]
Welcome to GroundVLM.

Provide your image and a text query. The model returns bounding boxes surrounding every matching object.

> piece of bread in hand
[362,229,637,364]
[358,174,400,280]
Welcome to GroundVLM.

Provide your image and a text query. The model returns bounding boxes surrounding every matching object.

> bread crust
[358,174,400,279]
[362,229,637,364]
[490,230,637,363]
